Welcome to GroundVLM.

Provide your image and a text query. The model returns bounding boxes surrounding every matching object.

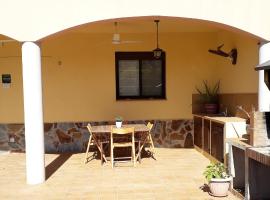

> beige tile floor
[0,148,240,200]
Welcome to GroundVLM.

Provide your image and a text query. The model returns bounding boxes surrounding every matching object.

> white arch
[0,0,269,41]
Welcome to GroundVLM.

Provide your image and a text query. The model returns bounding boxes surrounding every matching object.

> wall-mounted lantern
[2,74,11,88]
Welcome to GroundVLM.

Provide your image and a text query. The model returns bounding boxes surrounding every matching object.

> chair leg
[101,142,103,165]
[149,134,155,154]
[138,141,141,163]
[84,134,92,164]
[132,144,136,167]
[111,146,114,168]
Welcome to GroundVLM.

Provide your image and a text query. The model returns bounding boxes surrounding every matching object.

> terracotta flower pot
[209,177,231,197]
[204,103,218,114]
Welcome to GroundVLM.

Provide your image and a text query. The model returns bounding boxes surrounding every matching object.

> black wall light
[2,74,11,84]
[2,74,11,88]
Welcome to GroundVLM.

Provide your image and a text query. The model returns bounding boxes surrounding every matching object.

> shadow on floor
[200,184,210,193]
[45,153,73,180]
[139,148,157,161]
[84,151,98,164]
[84,146,157,165]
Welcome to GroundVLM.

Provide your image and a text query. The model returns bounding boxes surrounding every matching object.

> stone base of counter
[0,119,193,153]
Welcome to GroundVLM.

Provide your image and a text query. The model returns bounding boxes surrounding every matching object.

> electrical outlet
[9,137,15,143]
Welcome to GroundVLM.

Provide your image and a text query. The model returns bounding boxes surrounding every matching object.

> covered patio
[0,148,238,199]
[1,1,270,199]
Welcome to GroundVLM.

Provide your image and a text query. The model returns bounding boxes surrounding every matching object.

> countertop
[226,138,252,150]
[247,146,270,166]
[205,116,246,124]
[193,114,246,124]
[227,138,270,166]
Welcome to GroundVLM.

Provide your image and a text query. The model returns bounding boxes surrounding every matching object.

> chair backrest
[111,127,135,143]
[87,123,92,135]
[147,122,153,132]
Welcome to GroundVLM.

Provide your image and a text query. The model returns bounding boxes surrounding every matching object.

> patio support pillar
[22,42,45,184]
[258,42,270,112]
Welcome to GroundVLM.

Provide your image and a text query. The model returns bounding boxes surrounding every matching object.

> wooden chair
[84,123,94,164]
[136,122,155,163]
[84,124,109,165]
[110,127,136,168]
[146,122,155,154]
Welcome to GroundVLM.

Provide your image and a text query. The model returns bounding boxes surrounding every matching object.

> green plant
[203,162,229,182]
[196,80,220,104]
[115,116,123,122]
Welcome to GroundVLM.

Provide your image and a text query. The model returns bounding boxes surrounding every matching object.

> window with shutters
[115,52,166,100]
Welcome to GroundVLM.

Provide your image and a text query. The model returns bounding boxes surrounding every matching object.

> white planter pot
[116,121,122,128]
[209,177,231,197]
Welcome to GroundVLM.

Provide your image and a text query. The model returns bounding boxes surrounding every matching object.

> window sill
[116,97,167,101]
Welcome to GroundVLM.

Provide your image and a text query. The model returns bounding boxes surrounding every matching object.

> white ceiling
[70,18,220,34]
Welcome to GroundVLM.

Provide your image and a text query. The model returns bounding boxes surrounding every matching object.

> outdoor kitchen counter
[246,146,270,166]
[193,114,247,123]
[246,146,270,199]
[193,114,247,163]
[226,138,252,199]
[204,116,246,124]
[226,139,270,199]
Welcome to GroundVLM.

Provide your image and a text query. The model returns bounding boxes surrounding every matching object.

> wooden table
[91,124,149,133]
[91,124,150,164]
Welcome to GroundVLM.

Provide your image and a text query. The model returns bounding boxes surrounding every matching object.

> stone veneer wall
[0,119,193,153]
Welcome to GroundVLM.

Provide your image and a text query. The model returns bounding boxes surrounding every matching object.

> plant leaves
[203,162,228,182]
[195,87,203,95]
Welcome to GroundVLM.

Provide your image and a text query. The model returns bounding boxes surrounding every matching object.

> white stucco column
[22,42,45,184]
[258,42,270,112]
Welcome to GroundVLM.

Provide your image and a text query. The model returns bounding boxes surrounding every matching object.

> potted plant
[196,80,220,114]
[115,116,123,128]
[203,162,231,197]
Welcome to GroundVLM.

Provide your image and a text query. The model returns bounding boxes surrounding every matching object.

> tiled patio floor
[0,148,240,200]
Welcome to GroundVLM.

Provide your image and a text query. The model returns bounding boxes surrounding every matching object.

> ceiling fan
[112,22,141,45]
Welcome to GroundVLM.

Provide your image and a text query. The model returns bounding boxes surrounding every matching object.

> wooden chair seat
[111,126,135,168]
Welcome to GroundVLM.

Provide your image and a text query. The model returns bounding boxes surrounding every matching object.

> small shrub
[196,80,220,104]
[203,162,229,182]
[115,116,123,122]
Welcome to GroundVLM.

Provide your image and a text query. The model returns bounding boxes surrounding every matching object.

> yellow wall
[215,31,258,93]
[41,32,217,122]
[0,42,23,123]
[0,30,258,123]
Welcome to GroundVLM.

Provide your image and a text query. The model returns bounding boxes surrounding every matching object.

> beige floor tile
[0,149,241,200]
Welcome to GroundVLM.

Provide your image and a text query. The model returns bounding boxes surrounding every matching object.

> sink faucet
[236,105,250,119]
[221,107,228,116]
